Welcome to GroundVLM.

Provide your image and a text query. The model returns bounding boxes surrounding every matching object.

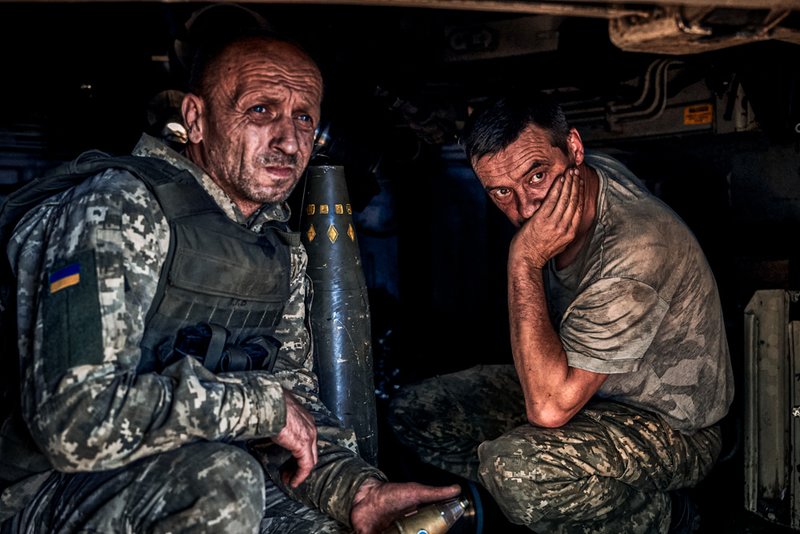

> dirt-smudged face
[473,124,582,228]
[183,38,322,217]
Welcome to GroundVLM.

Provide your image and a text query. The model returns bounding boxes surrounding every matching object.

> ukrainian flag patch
[49,263,81,293]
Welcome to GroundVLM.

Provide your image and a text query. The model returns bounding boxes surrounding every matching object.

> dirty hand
[272,389,318,487]
[511,167,584,269]
[350,478,462,534]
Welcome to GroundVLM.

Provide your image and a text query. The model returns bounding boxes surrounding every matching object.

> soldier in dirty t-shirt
[0,32,459,534]
[389,94,734,534]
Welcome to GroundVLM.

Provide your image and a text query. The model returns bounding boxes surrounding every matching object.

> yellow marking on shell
[327,224,339,243]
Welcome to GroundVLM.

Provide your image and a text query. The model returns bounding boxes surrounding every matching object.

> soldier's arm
[259,243,386,526]
[11,171,288,472]
[507,262,608,428]
[506,169,607,428]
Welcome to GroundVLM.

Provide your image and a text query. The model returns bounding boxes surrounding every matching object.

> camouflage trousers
[389,364,722,534]
[0,441,347,534]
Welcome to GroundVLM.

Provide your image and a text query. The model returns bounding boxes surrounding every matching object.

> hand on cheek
[512,167,583,269]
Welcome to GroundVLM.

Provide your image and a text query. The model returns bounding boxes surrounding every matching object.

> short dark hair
[462,93,570,163]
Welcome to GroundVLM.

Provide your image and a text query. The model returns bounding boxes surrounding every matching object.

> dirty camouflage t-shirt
[545,152,734,432]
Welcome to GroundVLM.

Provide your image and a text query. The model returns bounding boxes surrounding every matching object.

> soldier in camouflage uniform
[0,34,459,533]
[389,94,734,533]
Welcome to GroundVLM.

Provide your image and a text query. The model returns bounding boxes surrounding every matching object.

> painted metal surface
[300,163,379,466]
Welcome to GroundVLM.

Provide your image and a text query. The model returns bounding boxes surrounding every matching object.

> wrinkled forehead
[472,125,559,176]
[215,38,323,102]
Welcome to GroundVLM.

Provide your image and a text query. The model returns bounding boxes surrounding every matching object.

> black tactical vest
[136,165,295,373]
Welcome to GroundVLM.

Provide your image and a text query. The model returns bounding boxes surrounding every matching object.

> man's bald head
[189,34,321,100]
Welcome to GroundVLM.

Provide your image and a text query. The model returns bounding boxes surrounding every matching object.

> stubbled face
[473,124,579,228]
[184,38,322,215]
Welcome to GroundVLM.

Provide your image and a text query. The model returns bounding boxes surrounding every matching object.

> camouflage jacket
[4,134,383,525]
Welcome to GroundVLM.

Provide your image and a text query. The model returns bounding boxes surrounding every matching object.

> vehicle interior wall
[2,2,800,532]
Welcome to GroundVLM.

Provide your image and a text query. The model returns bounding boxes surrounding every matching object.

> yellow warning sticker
[683,104,713,126]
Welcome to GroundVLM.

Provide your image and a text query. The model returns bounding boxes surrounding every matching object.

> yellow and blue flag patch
[49,263,80,294]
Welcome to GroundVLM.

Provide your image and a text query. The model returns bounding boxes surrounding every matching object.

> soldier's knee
[477,436,544,525]
[184,442,265,523]
[478,436,517,490]
[202,442,264,494]
[477,434,544,495]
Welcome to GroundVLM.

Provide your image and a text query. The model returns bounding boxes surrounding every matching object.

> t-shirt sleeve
[560,277,669,374]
